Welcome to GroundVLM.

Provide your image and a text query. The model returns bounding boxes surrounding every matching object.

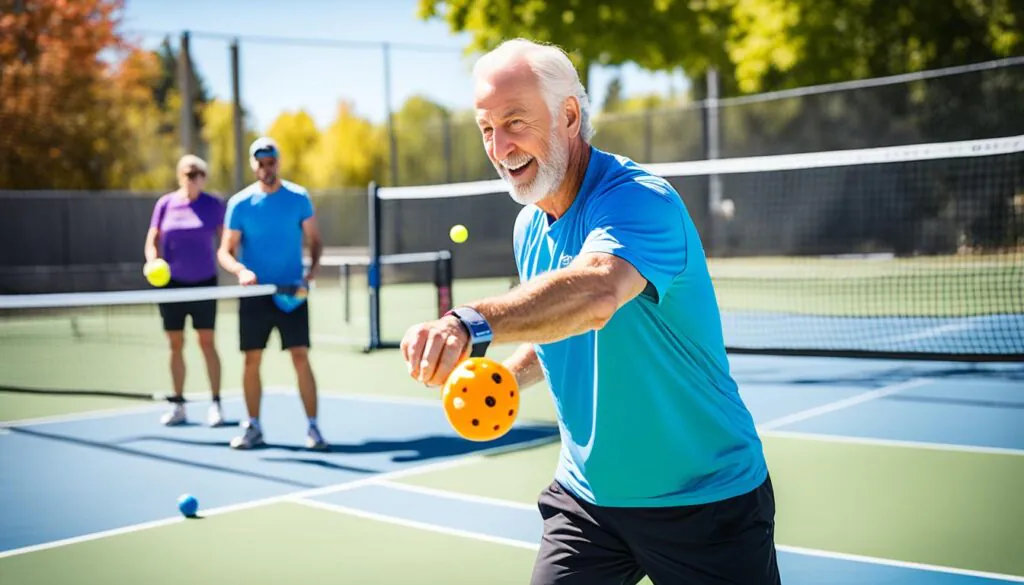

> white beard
[496,125,568,206]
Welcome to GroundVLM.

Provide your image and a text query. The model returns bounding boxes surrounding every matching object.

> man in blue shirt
[218,137,327,451]
[401,39,780,584]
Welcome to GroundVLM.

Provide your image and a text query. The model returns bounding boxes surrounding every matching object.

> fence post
[230,38,244,193]
[703,67,723,256]
[383,43,399,187]
[178,31,196,156]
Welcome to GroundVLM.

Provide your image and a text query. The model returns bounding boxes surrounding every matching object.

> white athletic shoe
[306,425,328,451]
[207,403,224,427]
[230,421,265,450]
[160,404,186,426]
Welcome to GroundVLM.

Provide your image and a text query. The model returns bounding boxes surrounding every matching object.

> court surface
[1,282,1022,585]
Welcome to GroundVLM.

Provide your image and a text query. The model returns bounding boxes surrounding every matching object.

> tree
[602,75,624,113]
[200,98,259,195]
[420,0,1022,98]
[105,49,179,191]
[0,0,139,189]
[393,95,451,185]
[267,109,320,187]
[417,0,734,94]
[726,0,1024,93]
[304,101,387,189]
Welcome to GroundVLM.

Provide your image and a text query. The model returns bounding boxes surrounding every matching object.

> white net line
[377,135,1024,201]
[0,252,451,310]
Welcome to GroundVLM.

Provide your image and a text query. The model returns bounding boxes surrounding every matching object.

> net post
[366,181,382,352]
[435,250,453,318]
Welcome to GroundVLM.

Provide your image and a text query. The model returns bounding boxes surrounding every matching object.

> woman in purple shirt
[144,155,227,427]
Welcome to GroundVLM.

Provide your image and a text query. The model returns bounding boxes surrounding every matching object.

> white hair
[176,154,208,175]
[473,38,594,142]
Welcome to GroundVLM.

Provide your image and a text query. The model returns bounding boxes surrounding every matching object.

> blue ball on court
[177,494,199,517]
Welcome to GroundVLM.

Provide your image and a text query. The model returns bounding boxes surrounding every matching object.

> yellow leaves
[727,0,803,93]
[304,101,386,190]
[267,109,320,187]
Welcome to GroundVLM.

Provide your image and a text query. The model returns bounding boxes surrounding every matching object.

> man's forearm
[218,249,246,275]
[467,267,616,345]
[307,238,323,274]
[504,343,545,389]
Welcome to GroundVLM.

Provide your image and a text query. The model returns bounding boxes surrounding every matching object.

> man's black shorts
[158,276,218,332]
[239,294,310,351]
[531,475,781,585]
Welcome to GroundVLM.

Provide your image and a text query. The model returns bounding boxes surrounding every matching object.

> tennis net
[373,136,1024,361]
[0,250,454,357]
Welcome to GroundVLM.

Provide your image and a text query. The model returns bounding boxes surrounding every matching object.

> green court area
[708,253,1022,316]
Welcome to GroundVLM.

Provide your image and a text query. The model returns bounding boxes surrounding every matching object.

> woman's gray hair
[473,38,594,142]
[176,154,208,175]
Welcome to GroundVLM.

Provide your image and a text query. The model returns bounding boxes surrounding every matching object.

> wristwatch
[445,306,493,357]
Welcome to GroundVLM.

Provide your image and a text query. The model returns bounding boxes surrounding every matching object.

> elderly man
[401,39,780,584]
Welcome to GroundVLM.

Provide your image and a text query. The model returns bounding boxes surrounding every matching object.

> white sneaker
[230,421,265,450]
[306,425,328,451]
[207,403,224,427]
[160,404,186,426]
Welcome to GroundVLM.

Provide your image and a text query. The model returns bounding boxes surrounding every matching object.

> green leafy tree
[417,0,733,94]
[726,0,1023,93]
[420,0,1022,98]
[393,95,451,185]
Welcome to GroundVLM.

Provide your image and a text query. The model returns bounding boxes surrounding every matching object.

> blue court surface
[1,354,1022,584]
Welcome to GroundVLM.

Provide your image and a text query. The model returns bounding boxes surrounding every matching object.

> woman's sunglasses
[186,170,206,180]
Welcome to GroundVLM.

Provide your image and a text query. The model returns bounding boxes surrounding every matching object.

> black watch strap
[446,307,493,357]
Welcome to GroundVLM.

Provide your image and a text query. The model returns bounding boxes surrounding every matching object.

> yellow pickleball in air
[144,259,171,287]
[449,224,469,244]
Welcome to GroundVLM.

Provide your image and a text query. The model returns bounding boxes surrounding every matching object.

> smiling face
[474,58,570,206]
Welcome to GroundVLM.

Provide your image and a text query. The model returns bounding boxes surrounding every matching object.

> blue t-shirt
[514,146,767,508]
[225,180,314,286]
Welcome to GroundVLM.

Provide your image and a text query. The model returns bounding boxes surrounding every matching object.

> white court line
[0,433,557,559]
[763,429,1024,457]
[0,391,245,428]
[876,322,975,346]
[293,498,540,551]
[374,480,538,511]
[776,545,1024,583]
[757,378,933,431]
[300,481,1024,583]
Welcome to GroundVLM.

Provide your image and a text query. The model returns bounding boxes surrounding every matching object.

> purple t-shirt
[150,191,226,283]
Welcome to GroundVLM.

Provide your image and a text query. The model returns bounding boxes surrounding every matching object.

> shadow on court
[119,423,560,463]
[6,426,333,488]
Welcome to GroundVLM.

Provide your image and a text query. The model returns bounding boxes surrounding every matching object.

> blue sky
[121,0,689,132]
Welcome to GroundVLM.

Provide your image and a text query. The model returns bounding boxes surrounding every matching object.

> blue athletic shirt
[513,146,767,508]
[225,180,313,286]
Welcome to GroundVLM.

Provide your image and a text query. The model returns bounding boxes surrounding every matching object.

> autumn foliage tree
[1,0,132,188]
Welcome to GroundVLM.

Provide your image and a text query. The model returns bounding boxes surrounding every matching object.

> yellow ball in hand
[449,224,469,244]
[144,259,171,287]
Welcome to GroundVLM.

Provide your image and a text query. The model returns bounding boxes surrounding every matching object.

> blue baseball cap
[249,137,280,161]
